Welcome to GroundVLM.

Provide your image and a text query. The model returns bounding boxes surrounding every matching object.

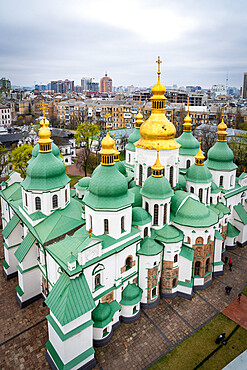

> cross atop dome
[104,108,111,130]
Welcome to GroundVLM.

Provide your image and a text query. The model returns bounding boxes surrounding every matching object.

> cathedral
[1,58,247,370]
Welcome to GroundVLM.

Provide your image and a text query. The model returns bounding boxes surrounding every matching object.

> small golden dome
[99,109,116,165]
[217,118,227,142]
[151,147,164,177]
[113,139,120,161]
[38,104,53,152]
[195,142,205,165]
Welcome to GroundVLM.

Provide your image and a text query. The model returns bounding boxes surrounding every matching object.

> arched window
[121,216,125,232]
[186,160,190,169]
[194,261,201,276]
[219,176,223,187]
[190,186,194,193]
[174,254,178,263]
[196,237,203,244]
[65,189,68,203]
[199,188,203,203]
[207,236,211,243]
[210,197,213,204]
[125,256,133,270]
[163,203,167,224]
[169,166,174,187]
[25,193,28,207]
[172,278,177,288]
[154,204,159,225]
[128,153,131,162]
[230,175,234,186]
[52,194,58,209]
[205,258,210,273]
[147,166,152,177]
[152,287,157,298]
[144,227,148,237]
[145,202,149,213]
[104,219,109,233]
[35,197,41,210]
[95,274,101,288]
[187,236,191,243]
[139,164,143,186]
[206,188,209,204]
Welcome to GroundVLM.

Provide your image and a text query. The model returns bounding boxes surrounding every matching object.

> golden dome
[135,57,180,151]
[99,109,116,165]
[136,100,143,128]
[151,147,164,177]
[217,118,227,142]
[38,104,53,152]
[195,142,205,165]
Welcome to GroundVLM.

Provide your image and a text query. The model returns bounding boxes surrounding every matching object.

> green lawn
[68,175,81,187]
[242,285,247,297]
[150,314,247,370]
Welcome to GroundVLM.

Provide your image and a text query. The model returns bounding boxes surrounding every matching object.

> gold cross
[138,98,141,111]
[156,56,162,75]
[104,108,111,130]
[187,97,190,113]
[222,104,225,119]
[41,99,47,118]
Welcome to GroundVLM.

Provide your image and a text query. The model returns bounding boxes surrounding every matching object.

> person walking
[238,293,242,303]
[229,258,232,271]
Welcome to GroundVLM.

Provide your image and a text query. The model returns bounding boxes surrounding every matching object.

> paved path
[0,227,246,369]
[222,294,247,330]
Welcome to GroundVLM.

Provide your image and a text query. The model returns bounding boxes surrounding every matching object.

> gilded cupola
[38,100,53,152]
[99,109,116,165]
[135,57,180,151]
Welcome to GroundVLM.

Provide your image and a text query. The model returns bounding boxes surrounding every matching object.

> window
[121,216,125,232]
[199,188,203,203]
[152,287,157,298]
[125,256,133,270]
[190,186,194,193]
[194,261,201,276]
[169,166,174,187]
[163,203,167,224]
[219,176,223,187]
[210,196,212,203]
[206,188,209,204]
[35,197,41,210]
[144,227,148,237]
[104,219,109,233]
[207,236,211,243]
[174,254,178,263]
[147,166,152,177]
[145,202,149,213]
[65,189,68,203]
[133,306,137,314]
[230,175,234,186]
[154,204,159,225]
[186,160,190,169]
[139,164,143,186]
[103,328,108,337]
[95,274,101,288]
[25,193,28,207]
[172,278,177,288]
[128,153,131,162]
[187,236,191,243]
[52,194,58,209]
[205,258,210,273]
[196,237,203,244]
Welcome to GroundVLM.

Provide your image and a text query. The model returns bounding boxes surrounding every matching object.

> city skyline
[0,0,246,88]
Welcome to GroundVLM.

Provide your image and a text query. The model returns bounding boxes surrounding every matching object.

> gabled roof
[152,224,184,244]
[234,203,247,225]
[15,232,36,262]
[45,272,95,326]
[2,214,19,238]
[227,222,240,238]
[179,244,194,261]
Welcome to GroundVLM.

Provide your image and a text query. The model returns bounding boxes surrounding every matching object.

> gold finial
[151,144,164,177]
[187,97,190,112]
[222,104,225,120]
[217,105,227,142]
[195,141,205,165]
[138,98,141,112]
[104,108,111,130]
[156,56,162,79]
[41,99,47,119]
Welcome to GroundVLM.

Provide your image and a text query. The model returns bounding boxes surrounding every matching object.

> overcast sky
[0,0,246,88]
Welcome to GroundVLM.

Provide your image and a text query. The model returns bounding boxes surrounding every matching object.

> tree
[174,105,186,137]
[0,146,8,179]
[75,121,100,176]
[216,107,222,125]
[235,107,243,130]
[8,144,33,178]
[229,132,247,175]
[194,125,217,155]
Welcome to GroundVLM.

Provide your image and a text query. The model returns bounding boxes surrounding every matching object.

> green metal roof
[227,222,240,237]
[29,142,61,165]
[0,182,22,203]
[179,244,194,262]
[120,283,143,306]
[171,191,218,228]
[176,131,199,156]
[125,128,140,152]
[84,164,134,209]
[152,224,184,244]
[215,202,231,215]
[132,207,152,226]
[186,164,212,184]
[224,185,247,199]
[115,160,127,177]
[205,141,237,171]
[141,176,174,200]
[234,203,247,225]
[211,182,220,194]
[15,232,36,263]
[215,230,224,240]
[92,302,113,328]
[22,152,70,191]
[137,236,163,256]
[45,272,95,326]
[75,177,90,190]
[2,214,20,239]
[129,186,142,207]
[207,205,224,219]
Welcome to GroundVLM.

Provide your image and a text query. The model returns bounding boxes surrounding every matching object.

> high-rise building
[242,73,247,99]
[100,73,112,93]
[0,77,11,90]
[81,77,99,92]
[50,79,74,93]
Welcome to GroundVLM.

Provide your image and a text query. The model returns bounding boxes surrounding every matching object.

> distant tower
[242,73,247,99]
[100,72,113,93]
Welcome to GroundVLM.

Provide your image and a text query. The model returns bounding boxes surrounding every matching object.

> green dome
[129,186,142,207]
[120,283,142,306]
[115,160,127,177]
[171,191,218,227]
[205,141,237,171]
[137,236,163,256]
[125,128,140,152]
[132,207,152,225]
[176,132,199,156]
[128,180,136,189]
[22,152,70,191]
[75,177,91,189]
[83,164,134,209]
[186,164,212,183]
[153,224,184,243]
[92,302,112,328]
[28,142,61,164]
[141,176,174,200]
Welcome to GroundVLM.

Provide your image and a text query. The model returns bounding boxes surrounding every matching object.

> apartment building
[0,104,12,126]
[57,99,86,124]
[100,73,113,93]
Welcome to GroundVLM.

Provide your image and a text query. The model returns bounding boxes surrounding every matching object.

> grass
[68,175,81,187]
[150,314,247,370]
[242,285,247,297]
